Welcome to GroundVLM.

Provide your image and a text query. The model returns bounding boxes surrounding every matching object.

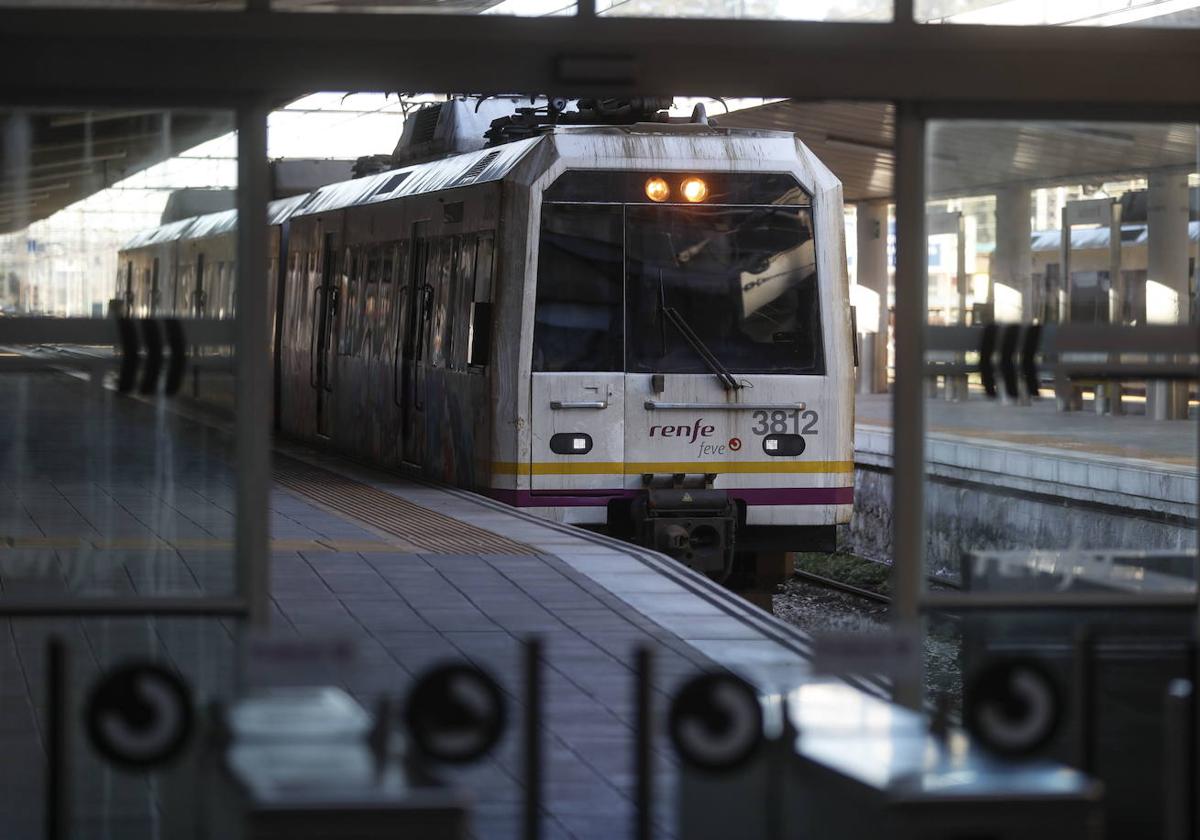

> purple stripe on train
[485,487,855,508]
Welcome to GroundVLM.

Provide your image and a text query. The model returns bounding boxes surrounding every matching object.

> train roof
[122,122,804,251]
[121,193,310,252]
[122,216,197,250]
[1031,220,1200,252]
[290,136,543,218]
[291,123,796,219]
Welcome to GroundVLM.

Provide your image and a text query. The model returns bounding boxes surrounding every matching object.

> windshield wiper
[662,305,742,392]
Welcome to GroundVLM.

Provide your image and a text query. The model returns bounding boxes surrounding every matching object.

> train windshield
[533,199,822,375]
[625,204,821,375]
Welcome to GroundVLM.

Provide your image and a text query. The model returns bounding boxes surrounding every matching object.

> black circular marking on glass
[964,657,1062,758]
[84,663,194,771]
[405,663,507,764]
[669,672,763,772]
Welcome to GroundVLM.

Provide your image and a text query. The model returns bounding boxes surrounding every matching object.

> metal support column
[993,184,1032,323]
[1147,170,1191,421]
[856,200,890,394]
[235,101,271,629]
[1061,197,1125,414]
[1104,198,1125,415]
[929,210,967,401]
[891,102,925,711]
[993,185,1033,404]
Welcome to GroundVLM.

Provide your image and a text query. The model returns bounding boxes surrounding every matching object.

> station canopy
[0,110,233,235]
[718,100,1198,202]
[5,97,1197,234]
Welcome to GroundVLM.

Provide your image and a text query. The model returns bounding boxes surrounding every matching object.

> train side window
[416,240,439,364]
[363,246,381,357]
[452,236,477,371]
[339,248,357,356]
[372,244,396,357]
[429,236,456,368]
[381,246,394,284]
[351,249,366,356]
[467,234,494,369]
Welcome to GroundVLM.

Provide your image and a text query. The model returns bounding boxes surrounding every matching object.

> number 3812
[750,409,818,436]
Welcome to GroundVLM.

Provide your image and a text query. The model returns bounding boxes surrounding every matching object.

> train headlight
[680,177,709,203]
[644,177,671,203]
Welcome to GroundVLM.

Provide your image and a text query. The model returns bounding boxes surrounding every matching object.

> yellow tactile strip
[273,457,535,556]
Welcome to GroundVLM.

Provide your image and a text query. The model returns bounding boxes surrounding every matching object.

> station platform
[0,371,817,840]
[855,392,1197,519]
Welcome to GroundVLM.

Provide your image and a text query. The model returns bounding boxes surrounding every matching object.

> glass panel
[0,107,245,836]
[599,0,889,20]
[922,118,1199,582]
[0,618,237,838]
[918,0,1200,26]
[0,106,240,590]
[946,604,1193,835]
[918,118,1199,837]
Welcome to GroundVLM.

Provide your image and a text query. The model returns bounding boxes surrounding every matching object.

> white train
[120,100,855,581]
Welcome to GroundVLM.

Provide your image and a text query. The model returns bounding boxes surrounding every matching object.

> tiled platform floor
[0,372,814,840]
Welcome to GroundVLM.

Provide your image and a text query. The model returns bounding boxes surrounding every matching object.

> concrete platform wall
[846,425,1197,576]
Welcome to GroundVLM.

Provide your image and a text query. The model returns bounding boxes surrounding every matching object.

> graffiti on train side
[424,372,483,488]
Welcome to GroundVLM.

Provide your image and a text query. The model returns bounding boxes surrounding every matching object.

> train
[1029,222,1200,324]
[118,99,856,583]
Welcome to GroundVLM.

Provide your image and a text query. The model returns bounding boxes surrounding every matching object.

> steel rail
[791,567,892,604]
[789,565,961,606]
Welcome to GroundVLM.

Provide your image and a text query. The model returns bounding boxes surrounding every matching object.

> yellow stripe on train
[490,460,855,476]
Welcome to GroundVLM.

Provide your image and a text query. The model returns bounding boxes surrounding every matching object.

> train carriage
[120,105,856,581]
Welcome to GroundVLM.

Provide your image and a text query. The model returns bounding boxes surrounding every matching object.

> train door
[399,223,431,466]
[530,203,626,493]
[314,232,339,438]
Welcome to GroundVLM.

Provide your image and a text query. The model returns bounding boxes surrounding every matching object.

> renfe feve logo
[648,420,715,444]
[648,420,731,457]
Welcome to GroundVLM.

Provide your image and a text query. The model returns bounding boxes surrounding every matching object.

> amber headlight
[644,177,671,203]
[680,177,709,203]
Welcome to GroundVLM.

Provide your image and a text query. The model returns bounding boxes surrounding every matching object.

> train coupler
[631,488,736,580]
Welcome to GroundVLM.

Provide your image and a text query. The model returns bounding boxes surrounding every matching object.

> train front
[522,125,855,580]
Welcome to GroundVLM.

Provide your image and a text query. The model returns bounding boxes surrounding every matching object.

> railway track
[790,567,892,604]
[787,561,962,606]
